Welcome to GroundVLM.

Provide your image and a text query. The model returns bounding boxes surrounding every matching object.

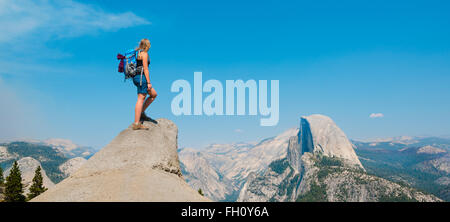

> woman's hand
[147,83,152,90]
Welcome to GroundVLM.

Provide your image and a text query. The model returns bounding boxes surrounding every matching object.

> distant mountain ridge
[1,117,448,202]
[353,137,450,201]
[42,138,96,158]
[179,128,298,201]
[236,115,439,202]
[0,139,92,185]
[180,114,444,202]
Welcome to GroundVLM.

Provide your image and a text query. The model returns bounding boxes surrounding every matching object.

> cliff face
[299,115,363,169]
[32,119,210,202]
[58,157,87,177]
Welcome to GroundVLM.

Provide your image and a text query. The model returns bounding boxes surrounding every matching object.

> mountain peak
[299,114,363,169]
[44,138,78,151]
[32,119,210,202]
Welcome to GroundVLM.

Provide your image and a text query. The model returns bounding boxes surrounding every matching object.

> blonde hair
[136,38,151,52]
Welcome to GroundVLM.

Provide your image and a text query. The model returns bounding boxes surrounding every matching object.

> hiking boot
[132,122,149,130]
[140,112,152,122]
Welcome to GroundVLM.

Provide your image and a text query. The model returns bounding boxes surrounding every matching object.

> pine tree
[0,166,4,186]
[0,166,4,198]
[4,161,25,202]
[27,166,48,200]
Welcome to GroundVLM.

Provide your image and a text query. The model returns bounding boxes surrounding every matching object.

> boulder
[32,119,210,202]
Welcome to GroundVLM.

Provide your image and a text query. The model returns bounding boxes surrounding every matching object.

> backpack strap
[136,50,141,60]
[140,66,144,86]
[137,49,144,86]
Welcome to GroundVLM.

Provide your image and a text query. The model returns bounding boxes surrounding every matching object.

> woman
[132,38,158,130]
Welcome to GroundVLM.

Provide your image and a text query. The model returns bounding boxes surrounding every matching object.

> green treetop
[0,166,4,186]
[4,161,26,202]
[27,166,48,200]
[198,188,204,196]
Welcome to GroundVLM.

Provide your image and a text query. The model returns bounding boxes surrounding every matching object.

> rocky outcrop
[58,157,87,177]
[435,177,450,186]
[5,157,55,194]
[417,146,447,155]
[295,153,441,202]
[32,119,210,202]
[417,154,450,174]
[0,146,18,161]
[222,128,299,183]
[237,158,300,202]
[299,115,363,168]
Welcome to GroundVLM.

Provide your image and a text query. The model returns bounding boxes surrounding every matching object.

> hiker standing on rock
[132,38,158,130]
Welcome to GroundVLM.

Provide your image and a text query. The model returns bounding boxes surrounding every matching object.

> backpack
[117,49,143,81]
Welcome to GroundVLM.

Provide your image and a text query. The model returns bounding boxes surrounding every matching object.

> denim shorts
[132,74,148,94]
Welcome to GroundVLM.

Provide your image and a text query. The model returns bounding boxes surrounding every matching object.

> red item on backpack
[117,54,126,73]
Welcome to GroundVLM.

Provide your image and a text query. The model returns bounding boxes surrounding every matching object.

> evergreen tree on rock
[27,166,48,200]
[0,166,4,186]
[4,161,26,202]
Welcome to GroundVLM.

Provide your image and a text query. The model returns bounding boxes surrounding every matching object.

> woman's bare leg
[143,88,157,112]
[135,93,147,123]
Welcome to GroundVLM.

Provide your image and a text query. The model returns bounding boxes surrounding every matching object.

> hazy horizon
[2,126,450,151]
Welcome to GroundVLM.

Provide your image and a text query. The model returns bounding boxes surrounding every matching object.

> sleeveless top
[136,51,150,67]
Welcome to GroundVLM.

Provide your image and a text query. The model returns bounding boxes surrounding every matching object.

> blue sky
[1,0,449,149]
